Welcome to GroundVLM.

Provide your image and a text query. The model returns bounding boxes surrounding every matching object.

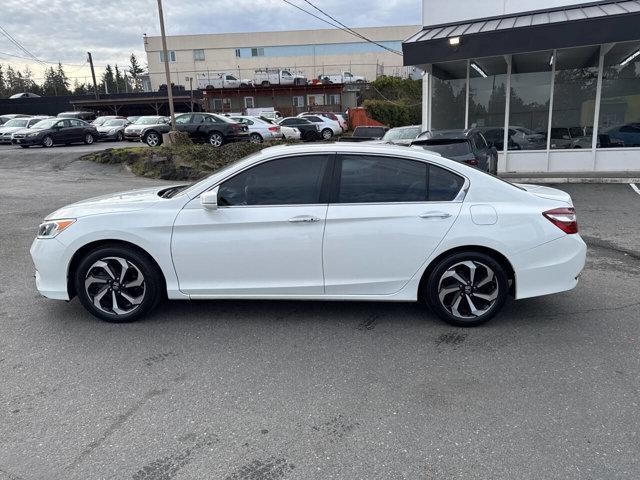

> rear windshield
[416,140,471,157]
[354,127,386,137]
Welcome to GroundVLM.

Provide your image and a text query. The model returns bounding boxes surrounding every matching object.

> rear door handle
[419,211,452,219]
[288,215,321,223]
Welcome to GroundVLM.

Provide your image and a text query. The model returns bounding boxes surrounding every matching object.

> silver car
[96,118,130,142]
[0,116,51,144]
[124,116,169,143]
[230,116,282,143]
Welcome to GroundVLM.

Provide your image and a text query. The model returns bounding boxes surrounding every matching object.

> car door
[171,154,332,296]
[174,114,194,137]
[52,119,72,143]
[322,154,465,295]
[69,119,86,142]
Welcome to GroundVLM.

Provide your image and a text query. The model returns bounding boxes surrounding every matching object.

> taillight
[268,126,279,132]
[543,207,578,234]
[464,158,479,166]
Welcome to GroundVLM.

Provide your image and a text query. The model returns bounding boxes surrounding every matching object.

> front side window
[175,114,192,125]
[69,119,84,127]
[218,155,329,206]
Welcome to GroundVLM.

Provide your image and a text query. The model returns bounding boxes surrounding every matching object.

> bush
[363,99,421,128]
[81,139,300,181]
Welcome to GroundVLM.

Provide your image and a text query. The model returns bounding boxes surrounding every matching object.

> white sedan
[31,144,586,327]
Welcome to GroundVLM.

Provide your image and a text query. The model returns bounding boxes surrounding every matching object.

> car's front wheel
[42,135,54,148]
[321,128,333,140]
[115,131,124,142]
[208,132,224,147]
[425,252,508,327]
[144,131,161,147]
[74,246,164,323]
[84,133,95,145]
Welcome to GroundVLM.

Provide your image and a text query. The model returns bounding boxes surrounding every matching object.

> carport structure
[403,0,640,174]
[70,92,201,117]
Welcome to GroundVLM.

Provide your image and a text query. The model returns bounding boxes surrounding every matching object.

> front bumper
[98,132,120,140]
[124,131,143,140]
[31,237,71,300]
[12,136,42,146]
[512,234,587,300]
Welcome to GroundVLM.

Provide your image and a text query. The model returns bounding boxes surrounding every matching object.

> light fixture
[449,36,461,47]
[620,49,640,66]
[549,54,554,67]
[470,62,487,78]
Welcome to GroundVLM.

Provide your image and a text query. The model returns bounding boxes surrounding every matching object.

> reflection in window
[469,57,507,132]
[599,41,640,148]
[431,61,467,130]
[550,46,599,149]
[509,51,553,150]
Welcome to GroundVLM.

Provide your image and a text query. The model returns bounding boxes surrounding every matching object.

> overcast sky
[1,0,420,84]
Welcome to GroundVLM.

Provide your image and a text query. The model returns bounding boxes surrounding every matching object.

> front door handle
[288,215,321,223]
[419,211,452,219]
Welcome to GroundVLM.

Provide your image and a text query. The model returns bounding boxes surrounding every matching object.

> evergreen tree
[101,64,115,94]
[42,67,58,96]
[55,63,70,95]
[128,53,144,92]
[0,65,5,98]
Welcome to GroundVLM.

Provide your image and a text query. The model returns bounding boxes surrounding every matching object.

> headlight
[37,219,76,238]
[26,132,40,137]
[109,129,117,134]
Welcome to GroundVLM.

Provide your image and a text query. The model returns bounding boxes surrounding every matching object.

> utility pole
[87,52,99,99]
[157,0,176,131]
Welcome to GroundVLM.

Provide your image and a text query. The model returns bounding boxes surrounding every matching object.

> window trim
[159,50,176,63]
[244,96,255,109]
[193,49,205,61]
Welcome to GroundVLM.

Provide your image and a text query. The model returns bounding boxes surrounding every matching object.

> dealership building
[404,0,640,174]
[143,25,419,91]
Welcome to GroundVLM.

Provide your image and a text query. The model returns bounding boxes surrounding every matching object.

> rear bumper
[512,234,587,300]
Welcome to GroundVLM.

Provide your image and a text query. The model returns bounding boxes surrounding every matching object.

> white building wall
[422,0,590,26]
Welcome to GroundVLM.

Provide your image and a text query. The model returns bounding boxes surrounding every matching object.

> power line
[281,0,402,56]
[0,50,106,68]
[299,0,402,55]
[0,24,47,67]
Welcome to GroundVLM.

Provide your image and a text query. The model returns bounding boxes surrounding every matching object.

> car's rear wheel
[208,132,224,147]
[74,246,163,323]
[425,252,508,327]
[321,128,333,140]
[249,133,263,144]
[84,133,95,145]
[144,131,161,147]
[42,135,54,148]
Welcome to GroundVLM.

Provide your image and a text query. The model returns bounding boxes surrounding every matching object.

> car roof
[422,129,479,139]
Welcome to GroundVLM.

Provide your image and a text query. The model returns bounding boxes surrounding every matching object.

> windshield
[104,119,125,126]
[416,140,471,157]
[31,119,58,129]
[383,127,421,141]
[4,119,29,127]
[135,117,163,125]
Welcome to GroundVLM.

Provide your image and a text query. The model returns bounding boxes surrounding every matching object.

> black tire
[42,135,54,148]
[115,131,124,142]
[208,131,224,147]
[144,131,162,147]
[83,133,95,145]
[321,128,333,140]
[249,133,263,144]
[74,245,164,323]
[424,251,509,327]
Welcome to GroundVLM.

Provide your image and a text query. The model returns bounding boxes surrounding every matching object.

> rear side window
[218,155,329,206]
[417,140,471,157]
[337,155,465,203]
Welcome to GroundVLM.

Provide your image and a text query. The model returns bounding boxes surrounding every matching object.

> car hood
[46,186,169,220]
[13,127,41,134]
[515,184,573,205]
[0,126,24,134]
[97,125,121,132]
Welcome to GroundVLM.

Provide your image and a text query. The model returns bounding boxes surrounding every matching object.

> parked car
[339,126,389,142]
[57,111,96,122]
[254,68,306,86]
[11,118,98,148]
[255,110,283,121]
[92,116,124,127]
[549,127,589,149]
[570,133,625,149]
[376,125,422,146]
[277,117,320,141]
[8,92,41,98]
[0,114,29,125]
[31,143,586,327]
[123,116,169,143]
[413,129,498,174]
[260,117,300,140]
[96,118,130,141]
[230,116,281,143]
[319,71,366,84]
[201,73,252,89]
[300,115,341,139]
[126,116,141,124]
[602,123,640,147]
[168,113,249,147]
[0,116,51,144]
[299,111,347,131]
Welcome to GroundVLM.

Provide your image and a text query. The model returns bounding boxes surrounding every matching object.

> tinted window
[176,115,192,124]
[338,155,428,203]
[70,119,84,127]
[429,165,465,201]
[218,155,329,206]
[305,116,322,122]
[417,140,471,157]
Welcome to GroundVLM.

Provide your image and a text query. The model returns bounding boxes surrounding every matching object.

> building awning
[403,0,640,65]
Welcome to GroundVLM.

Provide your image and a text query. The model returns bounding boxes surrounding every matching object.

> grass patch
[81,140,300,180]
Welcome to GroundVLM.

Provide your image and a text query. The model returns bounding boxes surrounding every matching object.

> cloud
[1,0,420,82]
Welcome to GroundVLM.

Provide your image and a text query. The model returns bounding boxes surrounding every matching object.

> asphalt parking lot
[1,146,639,480]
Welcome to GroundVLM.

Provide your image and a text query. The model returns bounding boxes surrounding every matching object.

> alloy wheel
[250,133,262,144]
[146,132,159,147]
[322,129,333,140]
[85,133,94,144]
[209,133,223,147]
[43,136,53,147]
[84,256,146,316]
[437,261,499,320]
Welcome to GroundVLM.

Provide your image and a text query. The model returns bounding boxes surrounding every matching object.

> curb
[500,177,640,184]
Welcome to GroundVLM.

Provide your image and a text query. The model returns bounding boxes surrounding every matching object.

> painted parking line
[631,183,640,196]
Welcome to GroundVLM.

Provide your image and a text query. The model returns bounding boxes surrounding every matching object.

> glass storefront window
[508,51,553,150]
[431,61,467,130]
[468,56,507,148]
[599,41,640,148]
[550,46,599,149]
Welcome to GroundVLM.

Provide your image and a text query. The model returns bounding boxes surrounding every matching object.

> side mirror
[200,186,219,210]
